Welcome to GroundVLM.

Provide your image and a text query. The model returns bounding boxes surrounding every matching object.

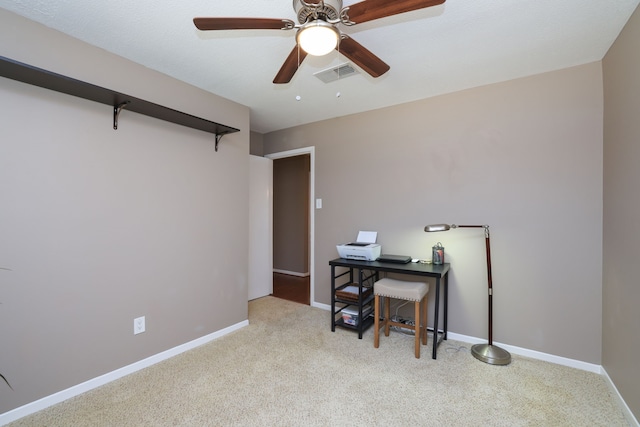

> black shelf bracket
[215,133,223,152]
[113,101,130,130]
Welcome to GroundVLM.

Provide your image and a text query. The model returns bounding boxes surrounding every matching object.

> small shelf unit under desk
[332,281,376,337]
[330,261,380,339]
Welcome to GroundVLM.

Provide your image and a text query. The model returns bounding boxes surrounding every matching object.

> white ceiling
[1,0,639,134]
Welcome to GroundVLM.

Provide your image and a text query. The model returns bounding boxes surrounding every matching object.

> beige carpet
[8,296,630,426]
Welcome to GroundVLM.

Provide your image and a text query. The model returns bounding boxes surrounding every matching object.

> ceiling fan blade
[345,0,445,25]
[337,36,389,78]
[193,17,294,31]
[273,45,308,84]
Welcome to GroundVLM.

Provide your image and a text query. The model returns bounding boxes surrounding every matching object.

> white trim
[315,302,604,373]
[315,306,637,420]
[445,331,602,373]
[313,302,332,311]
[602,367,640,427]
[265,147,315,307]
[0,320,249,426]
[3,312,638,426]
[273,269,310,277]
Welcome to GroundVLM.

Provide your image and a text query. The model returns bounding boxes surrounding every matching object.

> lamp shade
[296,20,339,56]
[424,224,452,232]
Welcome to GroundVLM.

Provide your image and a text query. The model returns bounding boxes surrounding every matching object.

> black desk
[329,258,451,359]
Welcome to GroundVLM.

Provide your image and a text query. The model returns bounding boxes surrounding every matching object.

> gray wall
[250,131,264,156]
[603,4,640,419]
[264,63,604,364]
[0,10,250,414]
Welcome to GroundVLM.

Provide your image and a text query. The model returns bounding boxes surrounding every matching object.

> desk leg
[331,265,336,332]
[357,268,364,339]
[432,277,441,359]
[443,272,448,340]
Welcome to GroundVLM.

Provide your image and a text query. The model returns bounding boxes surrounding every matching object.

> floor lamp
[424,224,511,365]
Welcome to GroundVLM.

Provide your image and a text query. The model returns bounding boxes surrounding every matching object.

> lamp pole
[424,224,511,365]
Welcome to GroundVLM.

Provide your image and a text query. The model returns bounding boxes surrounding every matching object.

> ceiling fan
[193,0,445,84]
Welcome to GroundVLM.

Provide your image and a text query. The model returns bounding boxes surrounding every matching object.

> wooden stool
[374,278,429,358]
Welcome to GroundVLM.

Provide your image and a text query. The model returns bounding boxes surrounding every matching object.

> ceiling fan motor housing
[294,0,343,24]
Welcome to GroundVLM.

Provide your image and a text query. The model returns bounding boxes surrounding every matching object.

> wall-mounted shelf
[0,56,240,151]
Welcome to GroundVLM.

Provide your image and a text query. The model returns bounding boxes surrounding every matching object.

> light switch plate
[134,316,145,335]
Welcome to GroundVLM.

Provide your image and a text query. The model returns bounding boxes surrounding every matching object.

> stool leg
[414,300,420,358]
[422,296,428,345]
[374,295,380,348]
[384,296,391,337]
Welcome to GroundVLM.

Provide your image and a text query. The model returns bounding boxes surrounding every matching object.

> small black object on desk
[329,258,451,359]
[376,254,412,263]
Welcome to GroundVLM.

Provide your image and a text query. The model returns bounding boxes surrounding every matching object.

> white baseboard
[316,303,638,422]
[273,269,309,277]
[446,331,602,373]
[602,367,640,427]
[317,301,604,373]
[312,301,331,311]
[320,299,638,421]
[0,320,249,426]
[4,307,638,427]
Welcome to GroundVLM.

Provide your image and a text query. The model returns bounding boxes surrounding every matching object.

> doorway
[266,147,315,306]
[272,272,310,305]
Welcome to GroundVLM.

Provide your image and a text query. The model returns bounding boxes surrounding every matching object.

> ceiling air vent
[314,63,358,83]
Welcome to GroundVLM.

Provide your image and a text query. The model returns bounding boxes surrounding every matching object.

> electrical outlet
[134,316,145,335]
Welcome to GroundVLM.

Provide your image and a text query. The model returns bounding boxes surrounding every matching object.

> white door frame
[266,146,315,306]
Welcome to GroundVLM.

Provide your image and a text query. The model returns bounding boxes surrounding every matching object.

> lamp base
[471,343,511,365]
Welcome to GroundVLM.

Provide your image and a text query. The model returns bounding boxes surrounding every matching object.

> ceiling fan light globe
[297,20,339,56]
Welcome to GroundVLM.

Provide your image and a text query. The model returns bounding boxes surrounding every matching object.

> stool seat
[374,278,428,301]
[373,278,429,358]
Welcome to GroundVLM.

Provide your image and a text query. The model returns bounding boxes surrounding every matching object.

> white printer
[336,231,382,261]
